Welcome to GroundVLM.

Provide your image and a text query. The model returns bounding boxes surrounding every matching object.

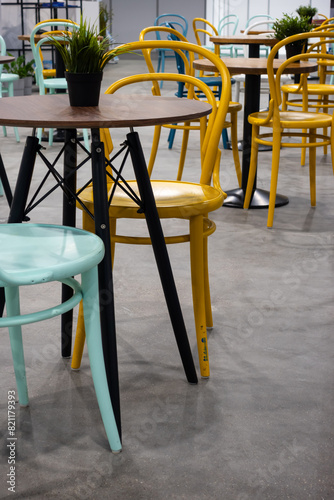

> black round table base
[225,140,271,152]
[223,188,289,209]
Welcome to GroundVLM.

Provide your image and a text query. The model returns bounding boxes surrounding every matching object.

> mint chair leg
[81,267,122,453]
[5,286,29,407]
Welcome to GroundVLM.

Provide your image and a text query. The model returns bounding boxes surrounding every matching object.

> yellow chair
[243,32,334,228]
[71,39,233,378]
[282,26,334,164]
[139,25,241,186]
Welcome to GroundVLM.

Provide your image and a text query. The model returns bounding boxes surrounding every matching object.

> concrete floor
[0,57,334,499]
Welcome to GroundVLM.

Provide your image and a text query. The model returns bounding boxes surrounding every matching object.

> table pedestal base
[223,188,289,209]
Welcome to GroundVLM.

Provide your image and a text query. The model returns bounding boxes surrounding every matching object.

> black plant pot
[285,42,307,62]
[65,72,103,107]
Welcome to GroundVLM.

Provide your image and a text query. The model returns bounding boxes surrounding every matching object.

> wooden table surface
[0,55,15,64]
[193,57,318,76]
[210,34,278,46]
[0,93,212,129]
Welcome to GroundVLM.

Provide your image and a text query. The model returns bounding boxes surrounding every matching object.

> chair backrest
[105,39,232,187]
[266,32,334,115]
[154,14,188,40]
[0,35,6,82]
[311,24,334,83]
[140,25,190,97]
[245,14,274,30]
[192,18,220,56]
[30,19,78,87]
[218,14,239,36]
[34,34,69,94]
[243,20,274,56]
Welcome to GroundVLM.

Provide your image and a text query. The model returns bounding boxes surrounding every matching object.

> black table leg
[7,136,40,222]
[61,130,77,357]
[0,137,40,317]
[126,131,198,385]
[90,129,122,439]
[223,44,289,209]
[0,154,13,208]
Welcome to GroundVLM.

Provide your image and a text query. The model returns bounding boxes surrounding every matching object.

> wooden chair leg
[81,267,122,453]
[203,235,213,329]
[5,286,29,406]
[243,125,259,209]
[230,110,242,187]
[267,130,282,228]
[190,215,209,378]
[309,129,316,207]
[176,126,190,181]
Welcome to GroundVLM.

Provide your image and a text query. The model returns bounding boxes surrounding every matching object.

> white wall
[110,0,206,44]
[207,0,331,36]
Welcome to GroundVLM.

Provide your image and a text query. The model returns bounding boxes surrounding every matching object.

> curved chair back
[139,25,190,97]
[0,35,6,84]
[30,19,78,87]
[218,14,239,36]
[154,14,188,38]
[266,32,334,113]
[193,17,219,55]
[106,39,232,186]
[243,20,275,57]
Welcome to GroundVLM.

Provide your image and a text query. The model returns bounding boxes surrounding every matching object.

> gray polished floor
[0,57,334,499]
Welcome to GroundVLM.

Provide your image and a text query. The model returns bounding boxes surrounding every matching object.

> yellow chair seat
[80,180,225,219]
[281,83,334,95]
[249,110,333,128]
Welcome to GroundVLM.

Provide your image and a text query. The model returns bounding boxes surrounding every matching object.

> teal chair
[30,20,89,148]
[154,13,188,85]
[0,35,20,142]
[218,15,239,57]
[0,223,121,453]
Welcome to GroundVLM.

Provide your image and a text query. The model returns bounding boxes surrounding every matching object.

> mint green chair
[0,35,20,142]
[0,223,121,453]
[30,20,89,149]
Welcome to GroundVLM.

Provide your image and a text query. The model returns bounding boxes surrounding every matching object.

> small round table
[193,56,318,208]
[0,56,15,64]
[0,92,212,439]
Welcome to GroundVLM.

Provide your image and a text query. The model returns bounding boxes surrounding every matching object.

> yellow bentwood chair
[71,40,232,378]
[243,32,334,228]
[281,25,334,164]
[139,25,241,186]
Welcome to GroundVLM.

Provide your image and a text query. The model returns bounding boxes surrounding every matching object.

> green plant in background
[3,54,35,78]
[296,5,318,20]
[272,13,312,41]
[99,3,112,38]
[49,17,130,74]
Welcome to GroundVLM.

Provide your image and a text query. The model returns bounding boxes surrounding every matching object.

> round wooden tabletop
[0,55,15,64]
[210,34,278,46]
[0,93,212,129]
[193,57,318,76]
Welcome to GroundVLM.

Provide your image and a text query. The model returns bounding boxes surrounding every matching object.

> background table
[194,56,318,208]
[210,34,277,58]
[0,55,15,64]
[0,93,212,438]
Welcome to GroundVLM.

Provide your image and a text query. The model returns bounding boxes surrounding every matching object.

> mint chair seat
[0,223,121,453]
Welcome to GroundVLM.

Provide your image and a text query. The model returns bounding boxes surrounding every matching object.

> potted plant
[49,17,130,107]
[296,5,318,24]
[3,54,35,96]
[272,13,312,59]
